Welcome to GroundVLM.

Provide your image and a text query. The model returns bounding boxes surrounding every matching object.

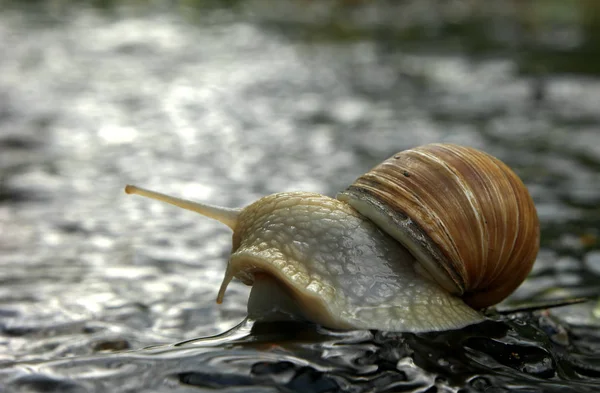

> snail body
[125,143,539,332]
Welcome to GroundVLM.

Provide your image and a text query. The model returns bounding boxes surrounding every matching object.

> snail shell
[338,143,540,309]
[125,143,539,332]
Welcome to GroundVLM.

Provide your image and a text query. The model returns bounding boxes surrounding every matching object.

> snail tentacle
[125,184,240,230]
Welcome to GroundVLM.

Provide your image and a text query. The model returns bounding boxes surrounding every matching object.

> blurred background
[1,0,600,391]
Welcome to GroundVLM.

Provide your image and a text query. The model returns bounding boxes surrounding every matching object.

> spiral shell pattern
[338,143,539,309]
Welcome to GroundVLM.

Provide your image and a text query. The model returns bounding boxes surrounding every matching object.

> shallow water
[1,1,600,392]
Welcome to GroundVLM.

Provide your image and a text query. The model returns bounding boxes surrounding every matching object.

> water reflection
[5,315,599,392]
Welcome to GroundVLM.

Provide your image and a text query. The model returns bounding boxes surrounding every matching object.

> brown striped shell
[337,143,539,309]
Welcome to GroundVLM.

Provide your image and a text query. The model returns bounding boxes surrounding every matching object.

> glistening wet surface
[1,1,600,392]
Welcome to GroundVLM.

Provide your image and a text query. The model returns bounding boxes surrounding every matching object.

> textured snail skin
[220,192,484,332]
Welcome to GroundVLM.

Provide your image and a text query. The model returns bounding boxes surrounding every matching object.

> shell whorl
[338,143,540,309]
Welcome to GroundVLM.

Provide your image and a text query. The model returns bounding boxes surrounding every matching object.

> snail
[125,143,539,332]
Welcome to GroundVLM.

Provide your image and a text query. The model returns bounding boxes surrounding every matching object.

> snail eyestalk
[124,184,240,230]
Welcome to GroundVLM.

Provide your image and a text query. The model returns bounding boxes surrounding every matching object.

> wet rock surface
[4,317,600,392]
[1,1,599,392]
